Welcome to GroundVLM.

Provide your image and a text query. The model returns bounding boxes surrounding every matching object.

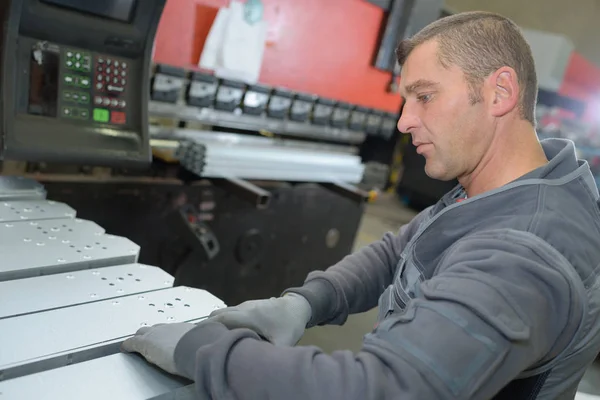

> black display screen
[28,47,60,118]
[41,0,136,22]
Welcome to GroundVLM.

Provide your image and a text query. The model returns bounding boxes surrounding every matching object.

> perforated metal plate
[0,353,188,400]
[0,200,75,222]
[0,286,226,380]
[0,176,46,200]
[0,264,174,319]
[0,218,104,245]
[0,234,140,282]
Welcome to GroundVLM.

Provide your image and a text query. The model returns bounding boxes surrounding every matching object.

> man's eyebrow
[402,79,440,95]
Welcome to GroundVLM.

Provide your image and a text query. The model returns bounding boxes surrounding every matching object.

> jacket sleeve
[283,207,432,327]
[174,229,582,400]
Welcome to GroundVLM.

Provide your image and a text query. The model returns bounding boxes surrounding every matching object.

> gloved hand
[121,322,195,377]
[208,293,312,346]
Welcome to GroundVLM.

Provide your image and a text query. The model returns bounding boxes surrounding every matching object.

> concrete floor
[297,193,600,398]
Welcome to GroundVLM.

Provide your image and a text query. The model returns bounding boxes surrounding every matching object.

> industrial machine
[0,0,222,398]
[0,1,380,398]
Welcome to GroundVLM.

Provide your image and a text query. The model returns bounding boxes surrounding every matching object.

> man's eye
[417,94,432,103]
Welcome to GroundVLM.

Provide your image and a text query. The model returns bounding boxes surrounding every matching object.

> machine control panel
[55,47,131,126]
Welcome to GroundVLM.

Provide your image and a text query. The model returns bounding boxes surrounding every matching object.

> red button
[111,111,126,124]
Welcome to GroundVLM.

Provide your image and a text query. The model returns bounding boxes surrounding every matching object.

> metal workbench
[0,177,225,399]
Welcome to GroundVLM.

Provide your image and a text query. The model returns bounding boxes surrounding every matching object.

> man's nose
[397,103,419,133]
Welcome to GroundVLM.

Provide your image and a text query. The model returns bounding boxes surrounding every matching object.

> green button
[93,108,109,122]
[78,77,91,88]
[64,75,75,85]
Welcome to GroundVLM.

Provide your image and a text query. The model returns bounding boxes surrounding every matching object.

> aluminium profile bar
[201,146,362,168]
[201,161,364,176]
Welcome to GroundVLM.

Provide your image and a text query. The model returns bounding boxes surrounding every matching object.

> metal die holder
[0,176,46,200]
[150,64,187,103]
[0,286,226,381]
[186,71,218,108]
[148,102,366,144]
[0,353,189,400]
[331,102,352,128]
[0,234,140,282]
[380,112,399,139]
[365,110,384,135]
[289,93,316,122]
[320,181,370,204]
[0,200,76,222]
[0,218,104,245]
[214,79,246,112]
[311,98,335,125]
[349,106,369,131]
[242,84,271,116]
[0,264,174,319]
[266,88,293,119]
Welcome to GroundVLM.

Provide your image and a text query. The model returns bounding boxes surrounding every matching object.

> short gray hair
[396,11,538,125]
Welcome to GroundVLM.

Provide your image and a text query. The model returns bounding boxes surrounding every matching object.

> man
[123,11,600,399]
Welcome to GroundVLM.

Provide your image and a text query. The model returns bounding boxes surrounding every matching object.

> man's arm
[283,207,431,327]
[174,229,582,400]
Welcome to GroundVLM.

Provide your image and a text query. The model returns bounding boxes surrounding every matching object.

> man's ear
[487,67,519,117]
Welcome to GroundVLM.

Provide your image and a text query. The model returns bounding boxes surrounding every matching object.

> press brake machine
[0,1,222,398]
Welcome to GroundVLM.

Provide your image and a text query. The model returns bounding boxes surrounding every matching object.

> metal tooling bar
[0,264,174,319]
[149,126,360,155]
[0,176,46,200]
[0,200,76,222]
[0,218,104,245]
[149,101,367,144]
[0,353,188,400]
[0,286,226,380]
[0,234,140,282]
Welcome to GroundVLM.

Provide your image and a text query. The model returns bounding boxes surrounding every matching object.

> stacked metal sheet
[0,176,225,399]
[176,139,365,183]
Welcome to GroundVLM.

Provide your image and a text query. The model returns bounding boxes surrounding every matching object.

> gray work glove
[208,293,312,346]
[121,322,195,377]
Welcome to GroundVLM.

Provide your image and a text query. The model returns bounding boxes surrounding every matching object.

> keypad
[60,51,129,126]
[63,91,90,104]
[63,75,90,88]
[62,106,90,120]
[64,51,91,72]
[95,56,127,94]
[93,96,126,109]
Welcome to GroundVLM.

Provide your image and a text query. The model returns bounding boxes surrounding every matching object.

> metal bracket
[173,204,220,261]
[320,181,369,204]
[212,176,271,209]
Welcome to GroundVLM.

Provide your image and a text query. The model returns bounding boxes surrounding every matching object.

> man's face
[398,40,491,181]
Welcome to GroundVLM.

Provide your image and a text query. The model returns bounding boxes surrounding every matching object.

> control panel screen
[40,0,136,22]
[28,47,60,118]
